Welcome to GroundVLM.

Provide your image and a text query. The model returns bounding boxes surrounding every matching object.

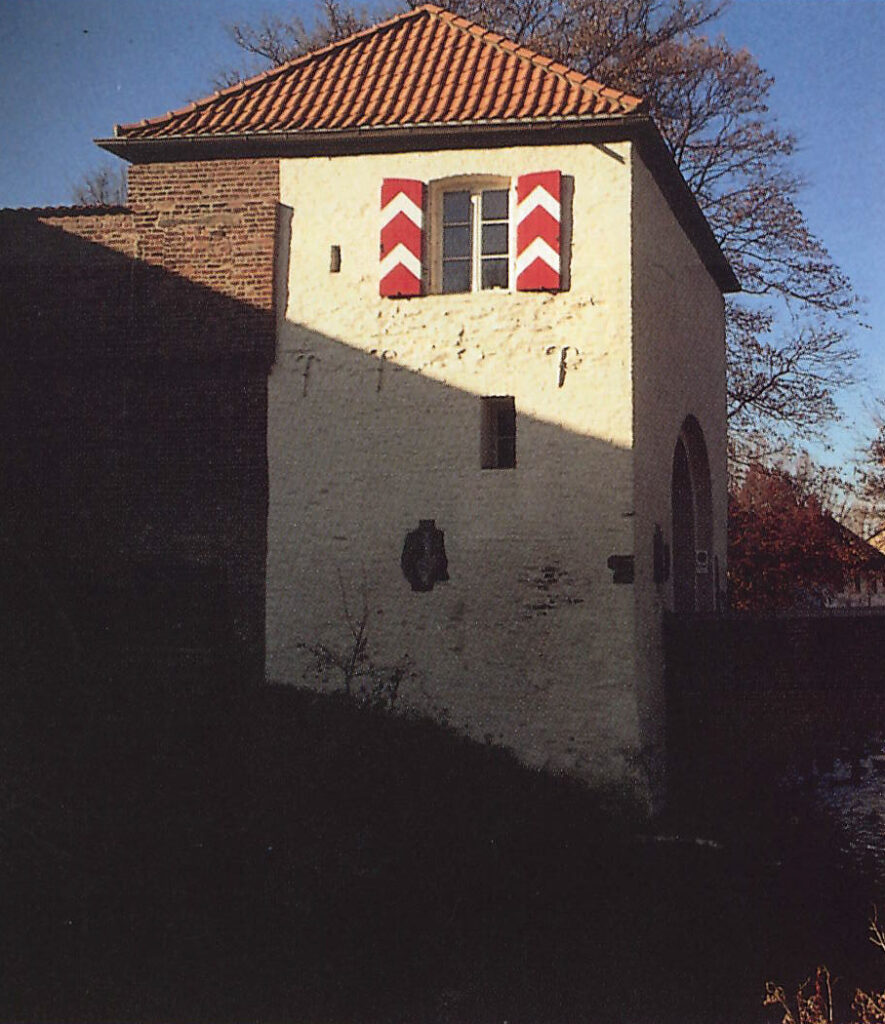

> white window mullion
[432,177,514,294]
[470,191,482,292]
[508,183,517,292]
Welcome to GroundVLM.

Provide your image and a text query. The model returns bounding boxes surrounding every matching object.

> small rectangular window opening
[481,396,516,469]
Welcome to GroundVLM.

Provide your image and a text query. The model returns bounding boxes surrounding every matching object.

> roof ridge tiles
[112,3,645,140]
[425,9,644,108]
[0,204,131,216]
[114,5,432,137]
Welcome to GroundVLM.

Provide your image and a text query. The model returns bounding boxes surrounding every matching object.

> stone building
[5,5,737,802]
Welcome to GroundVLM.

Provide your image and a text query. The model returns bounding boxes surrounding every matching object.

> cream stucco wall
[267,142,650,788]
[265,138,727,799]
[630,147,728,799]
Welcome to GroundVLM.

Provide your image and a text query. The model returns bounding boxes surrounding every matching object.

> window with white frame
[379,171,563,298]
[441,186,511,293]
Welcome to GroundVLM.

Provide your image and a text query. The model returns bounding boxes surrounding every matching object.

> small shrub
[765,967,834,1024]
[296,576,413,712]
[766,914,885,1024]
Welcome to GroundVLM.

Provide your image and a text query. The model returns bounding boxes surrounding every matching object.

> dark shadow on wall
[265,318,643,753]
[0,211,274,689]
[0,210,876,1024]
[0,207,650,724]
[0,207,675,780]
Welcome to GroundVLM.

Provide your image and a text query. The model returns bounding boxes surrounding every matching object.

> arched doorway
[670,416,714,613]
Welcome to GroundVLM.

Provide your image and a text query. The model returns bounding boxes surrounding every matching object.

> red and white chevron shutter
[380,178,425,297]
[516,171,562,291]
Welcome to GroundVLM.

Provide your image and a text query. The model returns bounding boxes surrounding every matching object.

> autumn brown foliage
[728,461,869,611]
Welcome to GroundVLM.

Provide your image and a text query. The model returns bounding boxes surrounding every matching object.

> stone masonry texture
[1,157,281,682]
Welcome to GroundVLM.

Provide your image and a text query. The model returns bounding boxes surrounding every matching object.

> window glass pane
[443,191,471,224]
[442,259,471,293]
[482,189,508,220]
[481,223,508,256]
[481,258,508,290]
[444,224,471,259]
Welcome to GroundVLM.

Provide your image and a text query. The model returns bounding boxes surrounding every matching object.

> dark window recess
[481,396,516,469]
[653,524,670,584]
[401,519,449,592]
[607,554,635,584]
[330,245,341,272]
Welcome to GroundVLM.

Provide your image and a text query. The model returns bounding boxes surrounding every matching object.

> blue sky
[1,0,882,458]
[715,1,885,459]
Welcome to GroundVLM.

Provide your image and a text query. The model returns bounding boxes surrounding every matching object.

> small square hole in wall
[481,396,516,469]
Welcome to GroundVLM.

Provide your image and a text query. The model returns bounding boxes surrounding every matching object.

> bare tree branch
[221,0,863,450]
[70,162,128,207]
[213,0,386,86]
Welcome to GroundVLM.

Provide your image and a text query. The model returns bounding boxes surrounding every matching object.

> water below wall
[810,753,885,891]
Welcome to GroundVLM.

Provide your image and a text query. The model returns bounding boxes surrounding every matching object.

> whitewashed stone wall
[265,139,725,800]
[630,147,728,800]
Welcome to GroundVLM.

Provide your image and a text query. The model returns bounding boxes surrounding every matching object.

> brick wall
[1,156,281,685]
[2,158,280,361]
[23,205,136,251]
[0,207,137,358]
[128,159,279,312]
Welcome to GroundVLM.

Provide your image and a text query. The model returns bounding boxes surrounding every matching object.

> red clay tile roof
[115,4,644,140]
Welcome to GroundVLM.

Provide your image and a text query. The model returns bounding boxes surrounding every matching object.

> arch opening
[670,415,714,613]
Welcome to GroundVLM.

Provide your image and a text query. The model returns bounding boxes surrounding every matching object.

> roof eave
[96,114,739,294]
[628,118,740,294]
[97,114,639,158]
